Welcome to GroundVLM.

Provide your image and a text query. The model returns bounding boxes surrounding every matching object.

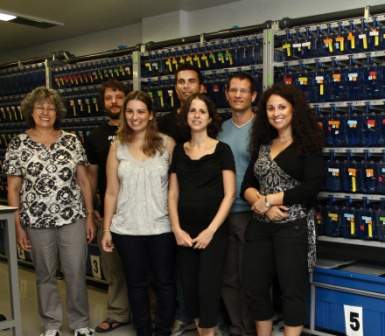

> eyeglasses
[228,88,251,94]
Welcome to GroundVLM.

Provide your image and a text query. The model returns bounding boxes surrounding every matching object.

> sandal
[95,319,129,333]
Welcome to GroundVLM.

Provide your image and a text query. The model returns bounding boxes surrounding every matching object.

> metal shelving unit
[318,235,385,247]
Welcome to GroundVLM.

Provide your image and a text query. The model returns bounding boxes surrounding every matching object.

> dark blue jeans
[113,232,176,336]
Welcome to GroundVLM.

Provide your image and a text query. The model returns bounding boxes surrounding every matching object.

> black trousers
[222,212,254,335]
[243,218,309,327]
[113,232,176,336]
[177,230,227,328]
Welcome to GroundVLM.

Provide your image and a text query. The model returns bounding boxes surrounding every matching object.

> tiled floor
[0,261,133,336]
[0,260,286,336]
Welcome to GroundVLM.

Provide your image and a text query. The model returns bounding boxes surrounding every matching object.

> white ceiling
[0,0,237,52]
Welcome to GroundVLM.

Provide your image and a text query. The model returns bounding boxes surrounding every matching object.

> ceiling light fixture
[0,9,63,28]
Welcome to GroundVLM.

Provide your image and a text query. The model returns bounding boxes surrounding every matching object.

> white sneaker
[74,327,94,336]
[40,330,61,336]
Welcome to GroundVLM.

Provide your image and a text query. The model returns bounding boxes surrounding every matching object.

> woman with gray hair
[3,87,95,336]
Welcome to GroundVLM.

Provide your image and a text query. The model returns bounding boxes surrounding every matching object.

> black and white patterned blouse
[253,144,317,271]
[3,131,88,229]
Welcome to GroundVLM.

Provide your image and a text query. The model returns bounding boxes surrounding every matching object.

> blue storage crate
[313,264,385,335]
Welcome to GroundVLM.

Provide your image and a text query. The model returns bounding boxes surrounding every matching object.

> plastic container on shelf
[295,64,312,102]
[311,62,328,102]
[363,60,383,100]
[341,156,363,193]
[362,104,381,146]
[325,153,342,191]
[329,62,346,101]
[341,201,358,238]
[324,201,343,237]
[346,105,364,146]
[344,57,364,101]
[356,202,377,240]
[314,262,385,336]
[362,157,378,194]
[324,107,347,146]
[375,203,385,241]
[376,154,385,194]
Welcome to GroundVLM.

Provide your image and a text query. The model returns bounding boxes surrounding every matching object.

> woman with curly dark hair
[241,83,324,336]
[168,93,236,336]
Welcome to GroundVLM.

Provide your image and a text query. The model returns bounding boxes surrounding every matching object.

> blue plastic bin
[313,264,385,335]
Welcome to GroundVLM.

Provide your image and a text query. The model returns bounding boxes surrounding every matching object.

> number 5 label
[344,305,363,336]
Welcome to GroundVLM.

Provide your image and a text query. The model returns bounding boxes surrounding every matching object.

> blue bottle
[362,104,380,146]
[378,111,385,146]
[368,18,381,51]
[325,152,342,192]
[346,105,363,146]
[302,27,313,58]
[345,56,363,101]
[312,62,328,102]
[324,200,342,237]
[341,200,357,238]
[341,154,363,193]
[362,154,377,193]
[281,29,294,61]
[375,201,385,241]
[357,200,376,240]
[329,61,345,101]
[364,58,382,99]
[325,106,346,146]
[283,65,295,87]
[295,64,311,102]
[312,26,326,57]
[376,153,385,194]
[322,24,335,56]
[333,23,344,55]
[357,19,370,52]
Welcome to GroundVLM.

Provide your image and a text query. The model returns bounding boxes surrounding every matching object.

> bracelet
[103,229,111,233]
[264,196,272,209]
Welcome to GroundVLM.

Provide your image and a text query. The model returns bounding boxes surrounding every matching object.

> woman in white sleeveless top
[101,91,176,336]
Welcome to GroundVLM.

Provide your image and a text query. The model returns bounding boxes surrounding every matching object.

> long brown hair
[117,90,164,157]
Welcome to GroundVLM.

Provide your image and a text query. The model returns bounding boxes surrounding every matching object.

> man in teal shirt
[218,73,257,336]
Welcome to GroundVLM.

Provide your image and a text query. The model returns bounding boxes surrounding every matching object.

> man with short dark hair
[158,64,204,144]
[158,64,204,336]
[85,79,131,333]
[218,73,257,336]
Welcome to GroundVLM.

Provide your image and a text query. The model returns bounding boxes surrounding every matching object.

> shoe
[171,320,196,336]
[74,327,94,336]
[40,330,61,336]
[95,319,130,333]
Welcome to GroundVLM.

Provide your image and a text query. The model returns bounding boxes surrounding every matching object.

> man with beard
[85,80,131,333]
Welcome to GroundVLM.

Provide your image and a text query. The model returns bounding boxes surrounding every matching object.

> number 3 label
[90,255,102,279]
[344,305,363,336]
